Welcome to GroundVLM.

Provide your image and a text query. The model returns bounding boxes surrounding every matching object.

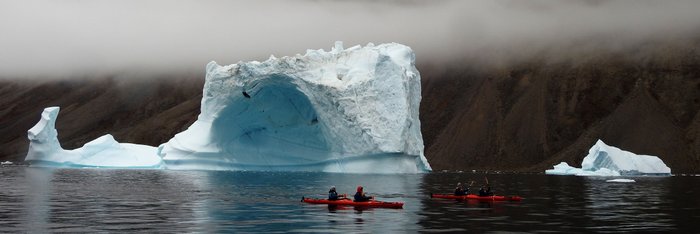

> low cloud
[1,0,699,78]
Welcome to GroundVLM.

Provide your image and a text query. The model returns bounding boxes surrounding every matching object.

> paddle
[486,177,495,195]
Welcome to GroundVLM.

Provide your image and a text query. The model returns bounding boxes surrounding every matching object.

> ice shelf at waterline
[25,42,432,173]
[25,107,163,168]
[545,140,671,176]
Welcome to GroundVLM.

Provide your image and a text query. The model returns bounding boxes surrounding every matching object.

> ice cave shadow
[210,75,331,167]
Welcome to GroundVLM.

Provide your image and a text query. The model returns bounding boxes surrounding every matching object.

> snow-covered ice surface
[25,107,163,168]
[546,140,671,176]
[25,42,432,173]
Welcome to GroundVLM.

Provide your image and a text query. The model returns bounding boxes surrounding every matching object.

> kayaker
[478,185,493,196]
[478,178,494,196]
[328,186,346,200]
[354,186,373,202]
[454,183,466,195]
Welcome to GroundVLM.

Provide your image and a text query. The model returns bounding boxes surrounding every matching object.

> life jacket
[329,190,339,200]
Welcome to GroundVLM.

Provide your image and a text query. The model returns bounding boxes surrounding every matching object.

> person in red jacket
[353,186,373,202]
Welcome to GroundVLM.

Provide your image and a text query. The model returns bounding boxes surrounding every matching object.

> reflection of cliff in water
[583,177,671,232]
[416,173,534,233]
[416,173,700,232]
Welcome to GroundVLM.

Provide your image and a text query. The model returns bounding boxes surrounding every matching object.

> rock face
[420,38,700,173]
[159,42,431,173]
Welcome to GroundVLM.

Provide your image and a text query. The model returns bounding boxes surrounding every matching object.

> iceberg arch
[211,76,329,165]
[23,42,432,173]
[163,74,333,170]
[158,42,432,173]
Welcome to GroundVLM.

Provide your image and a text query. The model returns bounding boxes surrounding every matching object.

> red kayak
[302,197,404,209]
[431,193,522,201]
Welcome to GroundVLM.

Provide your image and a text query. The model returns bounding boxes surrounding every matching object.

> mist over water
[2,0,700,78]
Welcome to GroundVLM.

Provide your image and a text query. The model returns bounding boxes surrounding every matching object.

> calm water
[1,166,699,233]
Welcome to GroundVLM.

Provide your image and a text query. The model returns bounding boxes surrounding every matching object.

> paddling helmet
[357,186,363,192]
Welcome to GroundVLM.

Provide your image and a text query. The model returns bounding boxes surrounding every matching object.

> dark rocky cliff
[421,38,700,173]
[1,40,698,173]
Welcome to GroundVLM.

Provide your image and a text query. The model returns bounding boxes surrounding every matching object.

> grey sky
[1,0,699,78]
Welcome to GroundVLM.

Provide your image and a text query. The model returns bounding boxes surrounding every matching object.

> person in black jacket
[354,186,373,202]
[328,186,342,200]
[478,178,494,196]
[454,183,466,195]
[455,181,474,195]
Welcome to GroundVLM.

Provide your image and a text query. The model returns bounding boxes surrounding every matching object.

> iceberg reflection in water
[1,168,423,233]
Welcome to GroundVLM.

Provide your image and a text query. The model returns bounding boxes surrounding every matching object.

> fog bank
[1,0,699,78]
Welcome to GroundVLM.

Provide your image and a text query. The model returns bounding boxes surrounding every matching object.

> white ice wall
[25,42,431,173]
[158,42,431,173]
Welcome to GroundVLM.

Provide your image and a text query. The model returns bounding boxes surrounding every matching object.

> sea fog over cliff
[1,0,699,172]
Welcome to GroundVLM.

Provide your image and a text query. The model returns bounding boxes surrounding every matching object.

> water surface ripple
[0,167,698,232]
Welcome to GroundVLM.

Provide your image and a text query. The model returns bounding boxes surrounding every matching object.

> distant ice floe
[606,179,636,183]
[546,140,671,176]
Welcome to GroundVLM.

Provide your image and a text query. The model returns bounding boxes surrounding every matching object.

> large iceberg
[25,42,432,173]
[25,107,163,168]
[545,140,671,176]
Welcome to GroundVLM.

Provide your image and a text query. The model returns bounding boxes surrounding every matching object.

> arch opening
[211,76,331,166]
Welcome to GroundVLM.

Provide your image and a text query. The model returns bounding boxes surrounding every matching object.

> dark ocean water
[0,166,698,233]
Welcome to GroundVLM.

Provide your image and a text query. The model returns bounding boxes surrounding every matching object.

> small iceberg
[1,161,12,165]
[546,139,671,176]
